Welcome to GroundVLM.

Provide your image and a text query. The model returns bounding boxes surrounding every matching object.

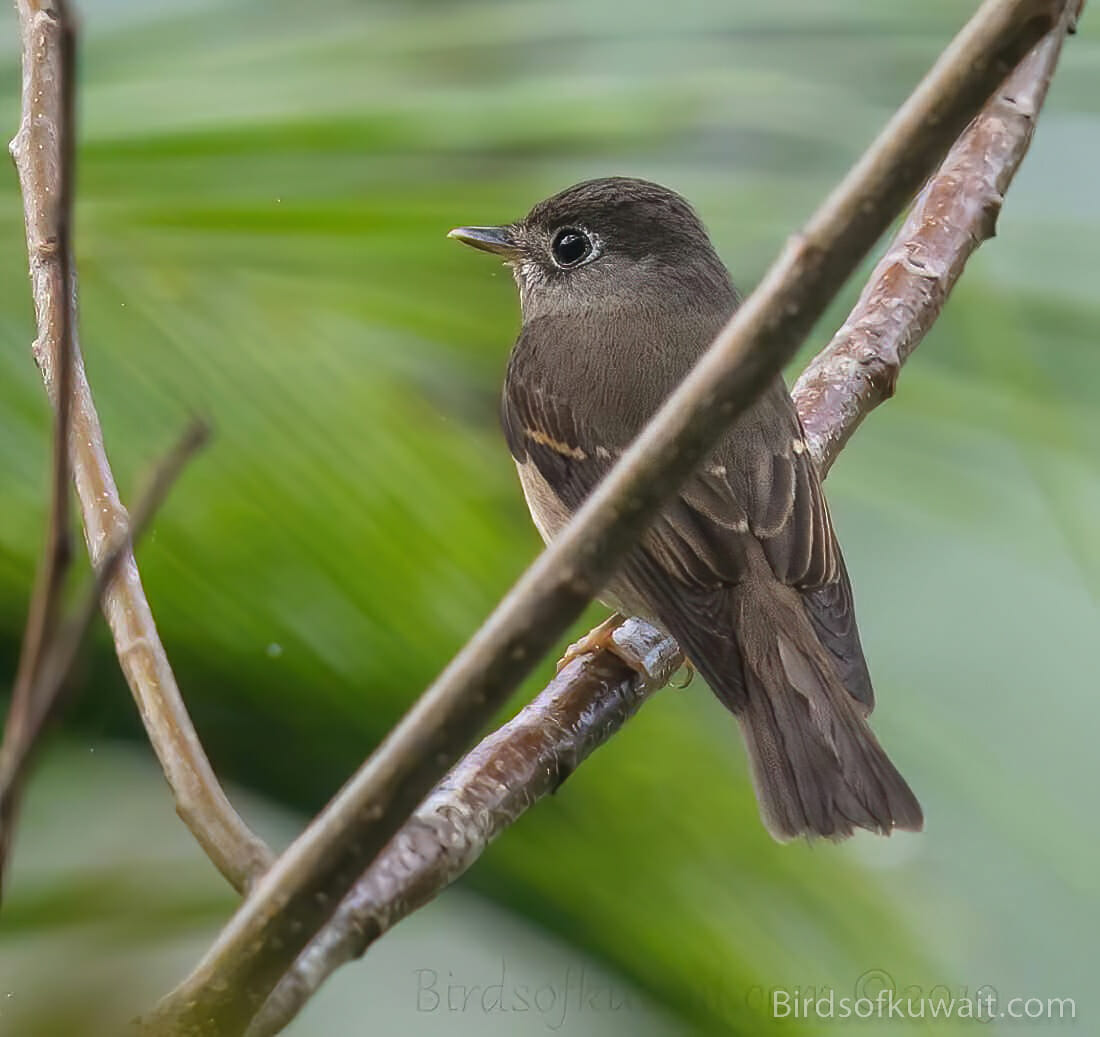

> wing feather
[502,359,874,709]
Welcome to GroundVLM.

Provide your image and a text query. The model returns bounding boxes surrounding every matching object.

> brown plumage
[450,177,922,841]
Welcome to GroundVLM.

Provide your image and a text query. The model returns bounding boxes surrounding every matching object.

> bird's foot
[556,614,629,673]
[558,616,683,685]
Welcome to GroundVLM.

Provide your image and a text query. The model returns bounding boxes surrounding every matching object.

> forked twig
[250,7,1080,1019]
[8,0,273,894]
[147,1,1068,1032]
[0,422,210,887]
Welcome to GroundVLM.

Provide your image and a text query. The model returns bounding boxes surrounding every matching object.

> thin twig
[145,2,1065,1032]
[27,422,213,763]
[249,7,1081,1016]
[0,0,78,898]
[8,0,273,894]
[0,422,210,888]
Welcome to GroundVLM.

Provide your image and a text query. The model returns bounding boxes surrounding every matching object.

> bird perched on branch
[450,177,922,841]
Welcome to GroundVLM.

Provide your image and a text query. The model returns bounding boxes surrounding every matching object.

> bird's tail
[720,579,923,841]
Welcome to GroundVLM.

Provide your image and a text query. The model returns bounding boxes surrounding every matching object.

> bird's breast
[515,458,572,544]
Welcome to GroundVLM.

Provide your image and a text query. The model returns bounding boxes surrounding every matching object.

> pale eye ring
[550,227,594,268]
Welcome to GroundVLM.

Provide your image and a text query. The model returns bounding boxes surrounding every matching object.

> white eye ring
[550,226,600,268]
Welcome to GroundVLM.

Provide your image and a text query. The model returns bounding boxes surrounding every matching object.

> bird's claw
[556,614,628,673]
[671,660,696,689]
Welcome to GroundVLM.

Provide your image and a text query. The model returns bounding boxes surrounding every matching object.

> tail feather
[726,580,922,841]
[617,550,922,841]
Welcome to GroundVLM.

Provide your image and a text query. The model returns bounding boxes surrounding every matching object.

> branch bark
[248,8,1081,1020]
[247,619,680,1036]
[791,0,1084,474]
[146,1,1068,1032]
[8,0,273,895]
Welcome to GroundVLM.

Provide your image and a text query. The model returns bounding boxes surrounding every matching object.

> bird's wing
[682,395,875,709]
[501,374,614,507]
[503,371,873,709]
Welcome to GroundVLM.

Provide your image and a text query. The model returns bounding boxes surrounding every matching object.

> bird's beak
[447,225,519,258]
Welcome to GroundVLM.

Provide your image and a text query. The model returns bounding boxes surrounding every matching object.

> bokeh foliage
[0,1,1097,1033]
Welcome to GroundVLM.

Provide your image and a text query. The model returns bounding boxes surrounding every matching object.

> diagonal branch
[248,9,1083,1023]
[146,1,1068,1032]
[248,620,681,1036]
[8,0,273,895]
[791,0,1084,474]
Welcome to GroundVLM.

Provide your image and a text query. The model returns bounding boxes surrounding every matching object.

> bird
[449,176,922,841]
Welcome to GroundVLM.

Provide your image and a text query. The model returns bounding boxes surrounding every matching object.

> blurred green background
[1,1,1097,1034]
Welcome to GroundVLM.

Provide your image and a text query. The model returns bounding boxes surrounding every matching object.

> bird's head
[449,177,734,320]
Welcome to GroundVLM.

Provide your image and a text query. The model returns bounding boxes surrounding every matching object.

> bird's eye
[550,227,593,268]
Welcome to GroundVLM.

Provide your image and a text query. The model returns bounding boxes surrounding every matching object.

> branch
[791,0,1084,474]
[0,421,210,889]
[248,620,680,1036]
[0,0,77,899]
[146,1,1066,1031]
[248,9,1082,1022]
[8,0,273,894]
